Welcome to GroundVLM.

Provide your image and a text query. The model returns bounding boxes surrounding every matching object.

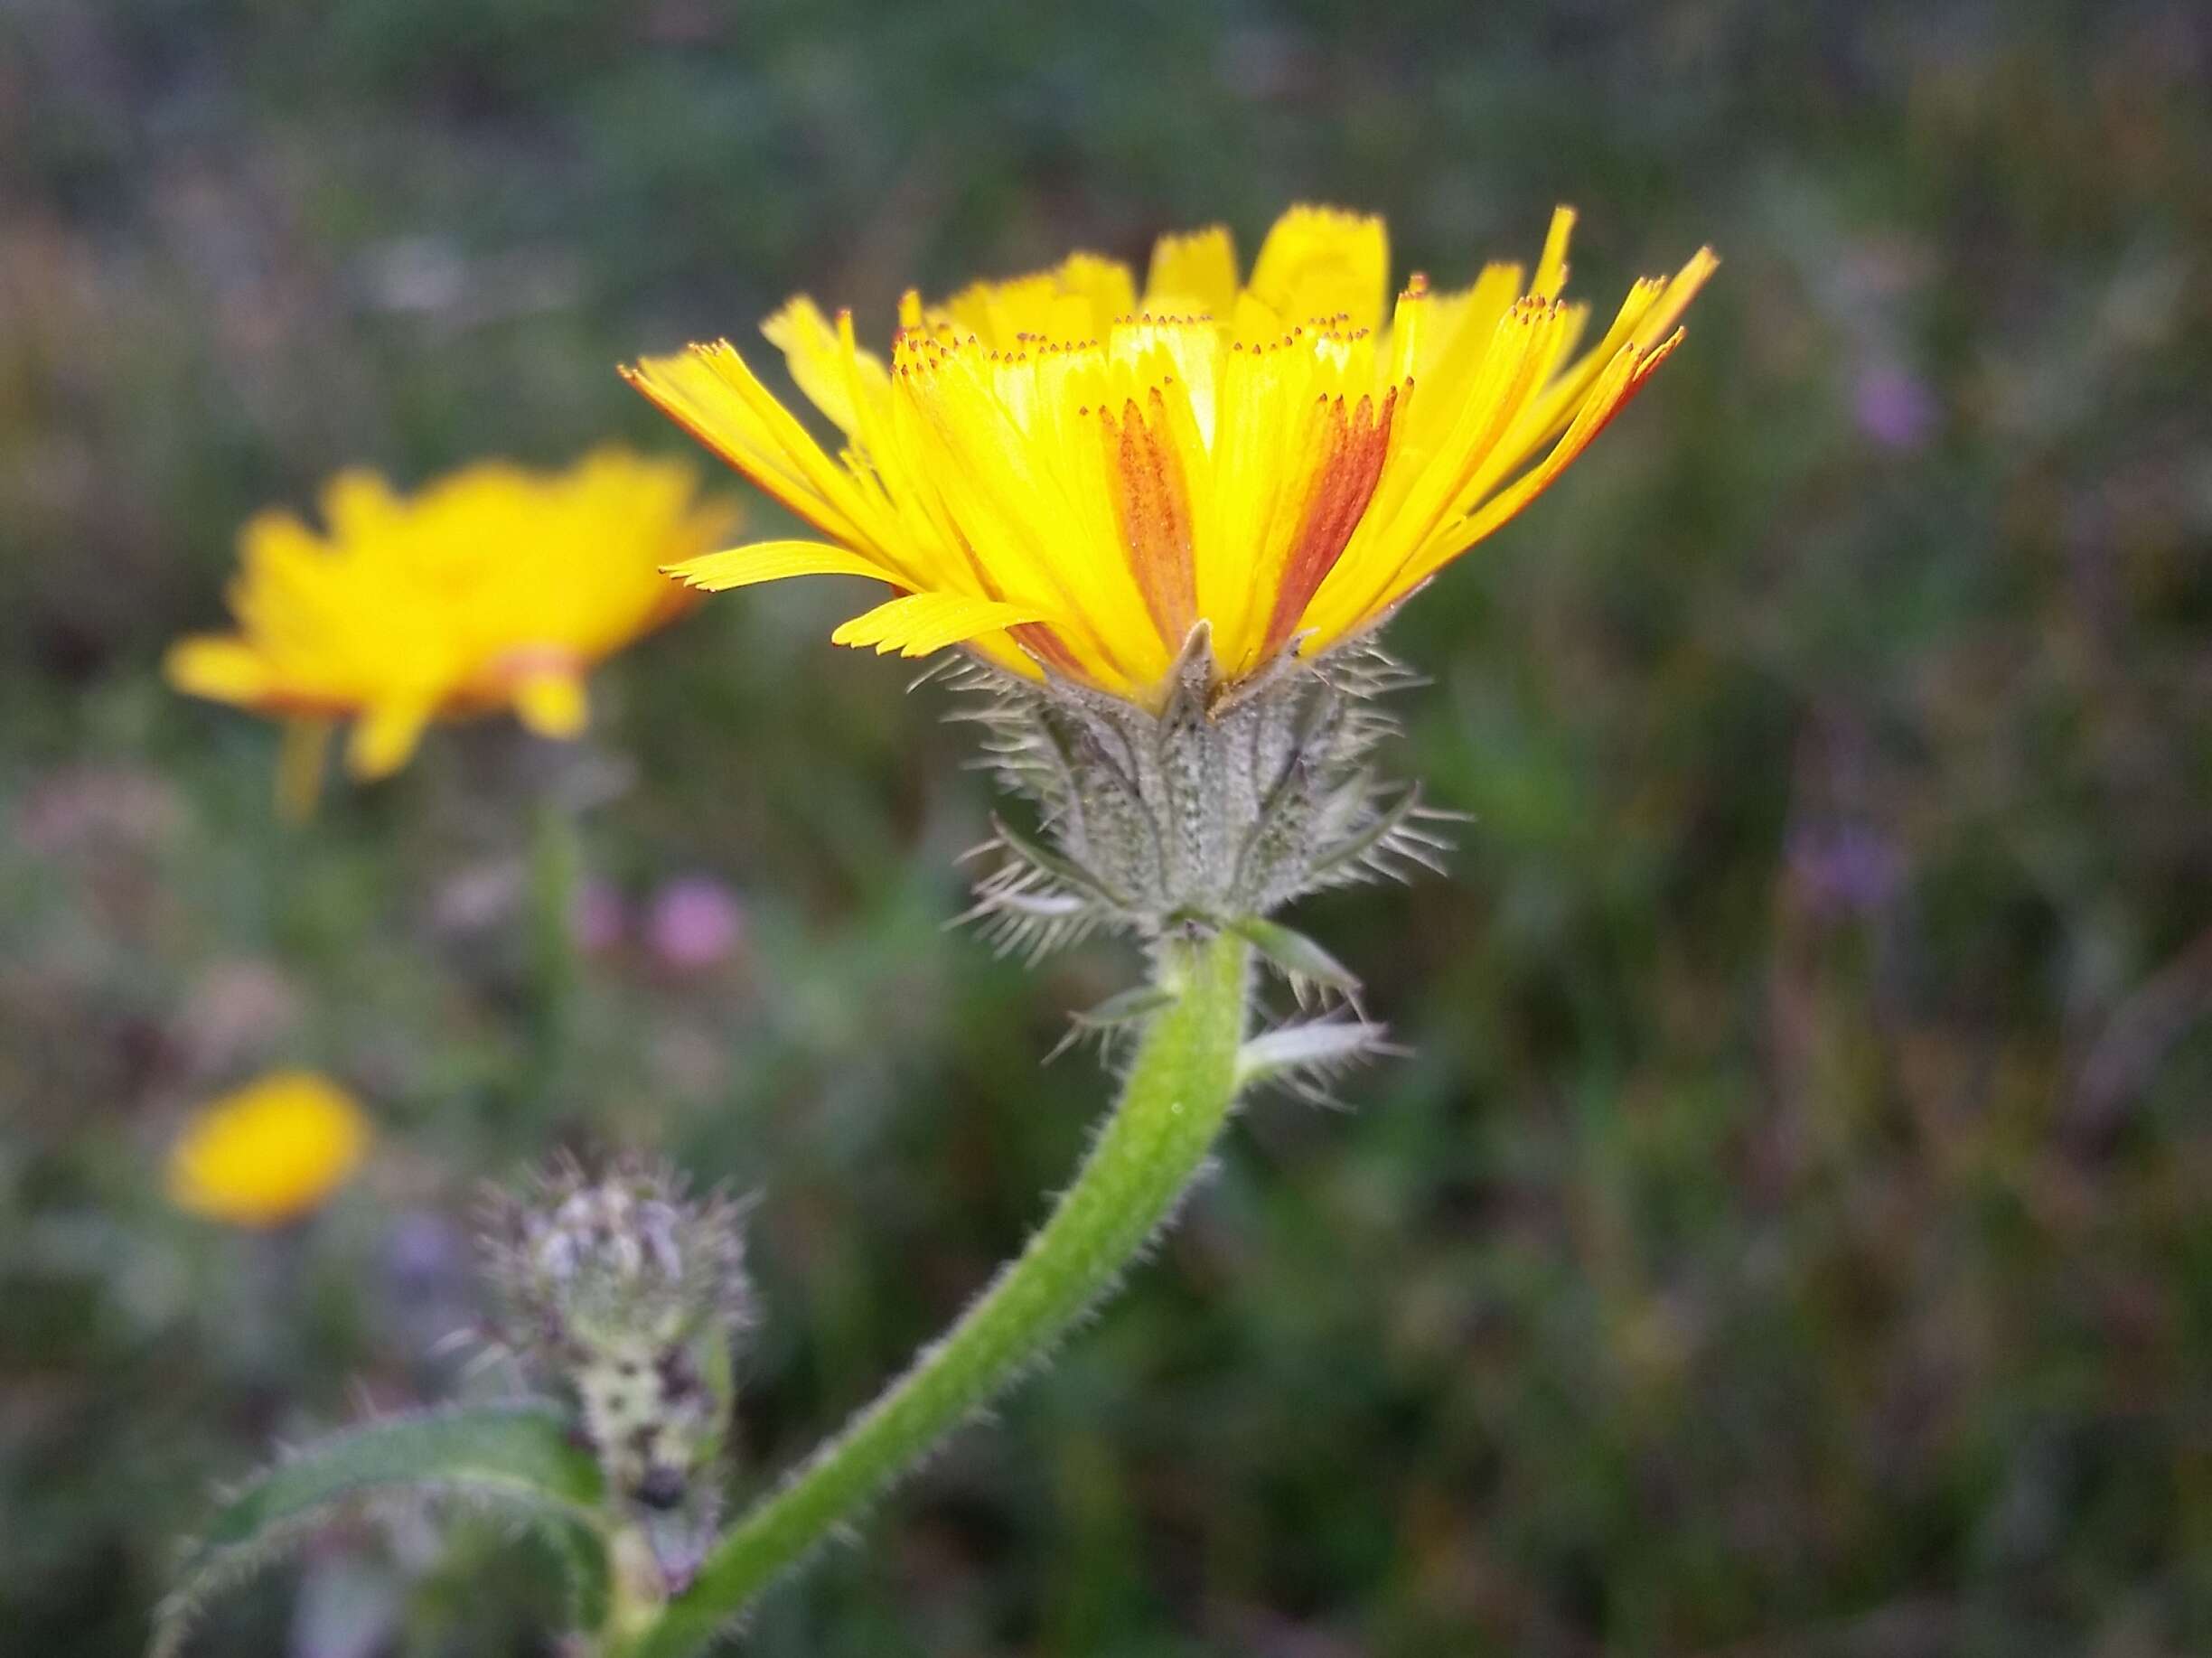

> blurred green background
[5,1,2210,1653]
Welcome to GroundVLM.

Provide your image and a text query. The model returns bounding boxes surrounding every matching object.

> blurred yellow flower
[167,1071,370,1228]
[167,450,736,810]
[628,204,1712,706]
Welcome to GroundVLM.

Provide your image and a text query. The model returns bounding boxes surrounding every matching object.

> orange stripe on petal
[1099,391,1198,652]
[1261,385,1398,659]
[1008,620,1085,679]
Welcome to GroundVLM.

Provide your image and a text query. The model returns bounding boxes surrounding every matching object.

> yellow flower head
[167,1070,370,1228]
[167,450,736,798]
[626,205,1713,707]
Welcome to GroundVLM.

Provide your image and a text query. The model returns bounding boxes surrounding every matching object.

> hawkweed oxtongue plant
[154,206,1711,1658]
[627,206,1710,951]
[611,203,1714,1653]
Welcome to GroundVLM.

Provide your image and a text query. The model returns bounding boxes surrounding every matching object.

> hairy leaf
[1228,916,1362,997]
[1235,1019,1392,1091]
[153,1401,607,1658]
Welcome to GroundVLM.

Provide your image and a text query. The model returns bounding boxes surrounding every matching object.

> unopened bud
[480,1155,752,1589]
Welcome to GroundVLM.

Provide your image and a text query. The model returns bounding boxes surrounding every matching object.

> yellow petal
[1300,295,1579,646]
[623,344,885,554]
[1632,246,1720,351]
[1054,252,1139,333]
[1249,204,1389,332]
[939,253,1138,349]
[762,295,888,440]
[512,669,588,738]
[1386,331,1687,604]
[667,539,904,592]
[317,469,404,545]
[165,636,274,705]
[830,591,1051,658]
[887,335,1164,688]
[346,700,433,780]
[1143,225,1240,318]
[1531,205,1576,301]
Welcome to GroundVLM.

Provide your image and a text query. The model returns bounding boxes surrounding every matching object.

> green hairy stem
[624,929,1253,1656]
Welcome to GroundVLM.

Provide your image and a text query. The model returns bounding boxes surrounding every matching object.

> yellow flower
[167,1071,370,1228]
[167,450,736,807]
[626,204,1713,706]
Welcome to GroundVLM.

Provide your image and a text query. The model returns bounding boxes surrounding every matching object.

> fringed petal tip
[830,592,1051,659]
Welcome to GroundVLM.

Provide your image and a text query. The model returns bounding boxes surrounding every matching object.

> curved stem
[627,930,1252,1657]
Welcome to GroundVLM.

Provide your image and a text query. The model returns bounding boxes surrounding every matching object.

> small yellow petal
[1143,225,1239,318]
[512,670,588,739]
[165,637,275,706]
[347,701,432,780]
[830,592,1051,658]
[1532,205,1576,301]
[623,345,883,551]
[1249,204,1389,332]
[762,295,888,440]
[668,539,904,592]
[1632,246,1720,350]
[168,1071,370,1228]
[316,470,403,544]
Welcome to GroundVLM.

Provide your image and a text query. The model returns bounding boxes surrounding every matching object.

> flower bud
[480,1156,752,1588]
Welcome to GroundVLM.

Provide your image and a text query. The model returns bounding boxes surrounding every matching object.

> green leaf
[1044,983,1179,1063]
[1073,984,1179,1029]
[1227,916,1361,996]
[153,1401,608,1658]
